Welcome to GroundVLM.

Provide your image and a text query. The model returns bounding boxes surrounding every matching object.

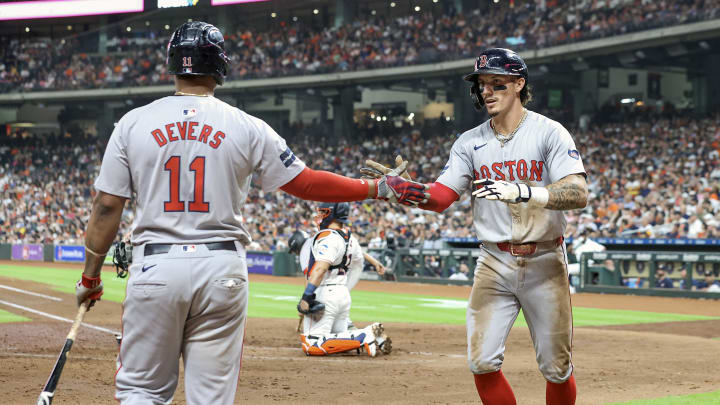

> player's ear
[515,77,525,95]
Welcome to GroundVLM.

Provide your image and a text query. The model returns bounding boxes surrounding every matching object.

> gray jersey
[95,95,305,245]
[436,110,585,243]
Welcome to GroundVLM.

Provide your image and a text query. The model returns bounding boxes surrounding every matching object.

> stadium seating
[2,0,719,92]
[2,114,718,248]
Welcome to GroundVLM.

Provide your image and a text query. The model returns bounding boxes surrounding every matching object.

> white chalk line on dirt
[2,351,454,366]
[0,299,120,335]
[0,284,63,301]
[244,346,464,358]
[243,355,440,364]
[0,352,112,362]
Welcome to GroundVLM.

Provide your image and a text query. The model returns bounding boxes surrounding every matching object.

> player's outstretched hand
[360,155,413,181]
[472,179,531,204]
[375,161,429,206]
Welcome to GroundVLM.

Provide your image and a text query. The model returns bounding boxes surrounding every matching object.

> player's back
[95,95,303,245]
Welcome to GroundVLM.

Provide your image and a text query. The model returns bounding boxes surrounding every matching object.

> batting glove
[75,274,103,308]
[376,176,430,206]
[472,179,531,204]
[375,161,429,206]
[360,155,413,181]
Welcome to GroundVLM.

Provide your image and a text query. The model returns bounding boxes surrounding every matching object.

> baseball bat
[296,313,304,333]
[36,301,90,405]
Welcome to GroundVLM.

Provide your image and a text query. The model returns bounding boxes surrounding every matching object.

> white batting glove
[472,179,531,204]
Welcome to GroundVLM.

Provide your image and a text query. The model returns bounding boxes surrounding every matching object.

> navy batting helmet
[288,230,308,255]
[313,202,350,229]
[167,21,230,85]
[463,48,528,110]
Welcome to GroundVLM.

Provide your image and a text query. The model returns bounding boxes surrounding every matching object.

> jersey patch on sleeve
[568,149,580,160]
[279,147,297,168]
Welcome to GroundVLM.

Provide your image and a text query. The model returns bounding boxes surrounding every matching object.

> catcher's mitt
[297,293,325,315]
[112,241,131,278]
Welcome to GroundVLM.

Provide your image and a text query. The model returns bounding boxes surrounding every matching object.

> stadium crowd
[2,113,718,251]
[2,0,720,92]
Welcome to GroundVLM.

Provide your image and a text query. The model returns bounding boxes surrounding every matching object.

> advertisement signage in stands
[11,244,43,261]
[0,0,143,21]
[211,0,269,5]
[247,252,273,274]
[158,0,199,8]
[55,245,85,262]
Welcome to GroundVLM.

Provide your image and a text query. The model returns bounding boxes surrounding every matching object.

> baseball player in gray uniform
[364,48,586,404]
[74,22,426,405]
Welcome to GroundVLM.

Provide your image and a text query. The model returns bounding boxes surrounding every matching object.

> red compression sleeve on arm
[419,182,459,213]
[280,167,374,202]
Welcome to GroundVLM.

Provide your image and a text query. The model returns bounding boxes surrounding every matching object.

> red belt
[496,237,563,256]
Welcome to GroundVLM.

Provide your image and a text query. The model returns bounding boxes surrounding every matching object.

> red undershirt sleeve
[279,167,374,202]
[419,182,459,213]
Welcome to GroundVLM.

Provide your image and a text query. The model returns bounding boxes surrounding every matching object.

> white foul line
[0,284,63,301]
[0,352,112,362]
[0,299,120,336]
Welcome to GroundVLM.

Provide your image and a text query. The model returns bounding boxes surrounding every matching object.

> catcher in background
[293,202,391,356]
[289,222,387,331]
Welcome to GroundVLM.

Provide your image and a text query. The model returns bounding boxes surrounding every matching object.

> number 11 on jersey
[164,156,210,213]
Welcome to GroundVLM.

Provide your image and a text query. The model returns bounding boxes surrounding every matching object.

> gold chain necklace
[174,91,211,97]
[492,109,528,147]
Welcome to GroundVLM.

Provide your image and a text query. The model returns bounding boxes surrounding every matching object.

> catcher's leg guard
[300,332,369,356]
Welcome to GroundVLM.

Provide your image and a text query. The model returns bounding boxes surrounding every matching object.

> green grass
[0,264,718,327]
[0,264,128,303]
[0,308,30,323]
[607,390,720,404]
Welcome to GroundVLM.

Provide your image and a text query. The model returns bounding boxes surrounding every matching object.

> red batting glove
[376,175,430,206]
[75,274,103,308]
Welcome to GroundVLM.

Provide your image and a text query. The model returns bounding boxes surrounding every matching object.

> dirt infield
[1,269,720,404]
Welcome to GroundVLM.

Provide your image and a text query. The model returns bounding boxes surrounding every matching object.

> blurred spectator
[695,273,720,291]
[654,266,674,288]
[3,0,720,92]
[1,111,719,250]
[449,262,470,281]
[677,266,690,290]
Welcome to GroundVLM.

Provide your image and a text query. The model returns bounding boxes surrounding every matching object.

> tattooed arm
[545,174,588,211]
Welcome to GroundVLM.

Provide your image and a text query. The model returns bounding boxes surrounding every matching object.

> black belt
[144,241,237,256]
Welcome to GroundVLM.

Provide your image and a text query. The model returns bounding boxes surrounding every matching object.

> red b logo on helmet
[477,55,488,69]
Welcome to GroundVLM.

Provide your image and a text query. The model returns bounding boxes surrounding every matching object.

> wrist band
[529,187,549,207]
[304,283,317,295]
[81,274,101,288]
[85,244,108,257]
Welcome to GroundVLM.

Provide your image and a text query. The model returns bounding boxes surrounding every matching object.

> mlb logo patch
[183,108,197,117]
[568,149,580,160]
[182,245,197,252]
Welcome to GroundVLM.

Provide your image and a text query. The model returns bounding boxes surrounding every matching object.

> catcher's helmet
[314,202,350,229]
[167,21,230,85]
[288,230,308,255]
[463,48,528,110]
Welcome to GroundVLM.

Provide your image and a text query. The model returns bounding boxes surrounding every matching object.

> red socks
[474,371,576,405]
[473,370,516,405]
[546,374,576,405]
